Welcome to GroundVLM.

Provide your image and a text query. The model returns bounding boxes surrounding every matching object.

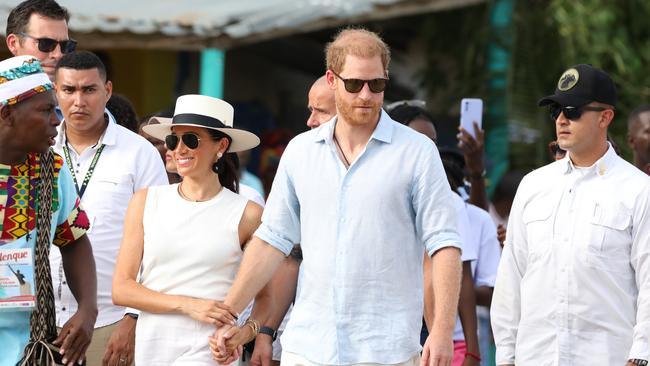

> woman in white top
[112,95,262,365]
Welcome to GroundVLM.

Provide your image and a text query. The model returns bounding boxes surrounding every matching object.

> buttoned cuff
[628,339,649,361]
[495,345,515,366]
[254,225,294,256]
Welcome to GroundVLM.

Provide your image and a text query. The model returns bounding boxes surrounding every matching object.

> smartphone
[460,98,483,138]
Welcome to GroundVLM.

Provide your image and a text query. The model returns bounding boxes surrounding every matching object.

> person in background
[306,75,337,129]
[387,102,480,365]
[627,105,650,171]
[5,0,74,82]
[488,170,526,247]
[107,93,138,133]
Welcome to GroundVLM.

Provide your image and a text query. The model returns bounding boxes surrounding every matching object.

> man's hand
[181,297,237,326]
[250,333,274,366]
[209,324,243,365]
[53,308,96,365]
[458,122,485,177]
[102,315,136,366]
[421,332,453,366]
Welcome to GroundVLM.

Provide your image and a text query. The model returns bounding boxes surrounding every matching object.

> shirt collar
[313,110,394,144]
[559,142,616,178]
[59,112,116,147]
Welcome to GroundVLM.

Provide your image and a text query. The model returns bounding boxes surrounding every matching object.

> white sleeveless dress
[134,184,247,366]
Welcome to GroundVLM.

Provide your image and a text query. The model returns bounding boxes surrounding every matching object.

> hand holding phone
[460,98,483,138]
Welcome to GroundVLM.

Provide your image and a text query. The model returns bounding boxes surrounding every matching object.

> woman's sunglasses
[17,32,77,54]
[548,104,608,121]
[165,133,202,150]
[331,70,388,93]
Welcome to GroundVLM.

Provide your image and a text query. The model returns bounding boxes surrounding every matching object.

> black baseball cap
[538,64,617,108]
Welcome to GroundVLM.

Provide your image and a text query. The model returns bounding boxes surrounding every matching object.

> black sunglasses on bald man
[331,70,388,93]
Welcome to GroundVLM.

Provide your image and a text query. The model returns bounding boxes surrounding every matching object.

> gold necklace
[177,182,221,202]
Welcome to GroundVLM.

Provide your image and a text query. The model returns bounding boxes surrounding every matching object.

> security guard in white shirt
[491,64,650,366]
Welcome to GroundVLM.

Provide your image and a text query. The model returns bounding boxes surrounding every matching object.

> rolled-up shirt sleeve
[491,175,531,365]
[411,144,461,256]
[254,142,301,256]
[629,184,650,361]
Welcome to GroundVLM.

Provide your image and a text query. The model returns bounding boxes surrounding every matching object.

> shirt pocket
[522,199,554,261]
[583,201,633,276]
[90,174,134,210]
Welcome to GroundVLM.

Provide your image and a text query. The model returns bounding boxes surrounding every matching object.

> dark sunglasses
[165,133,202,150]
[331,70,388,93]
[549,104,608,121]
[17,32,77,54]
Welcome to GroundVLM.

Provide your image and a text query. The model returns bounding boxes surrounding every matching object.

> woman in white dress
[112,95,262,365]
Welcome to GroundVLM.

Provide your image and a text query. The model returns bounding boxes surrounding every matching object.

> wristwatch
[125,312,139,320]
[629,359,648,366]
[258,326,277,341]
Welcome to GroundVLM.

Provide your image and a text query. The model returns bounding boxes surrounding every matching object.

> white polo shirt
[51,114,168,327]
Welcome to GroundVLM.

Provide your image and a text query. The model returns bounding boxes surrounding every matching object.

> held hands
[181,297,238,326]
[53,307,96,366]
[102,315,136,366]
[421,331,454,366]
[458,122,485,177]
[209,324,249,365]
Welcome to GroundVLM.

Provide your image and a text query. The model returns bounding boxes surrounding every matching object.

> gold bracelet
[244,318,260,343]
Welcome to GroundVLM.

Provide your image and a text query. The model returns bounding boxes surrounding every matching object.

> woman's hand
[181,297,238,326]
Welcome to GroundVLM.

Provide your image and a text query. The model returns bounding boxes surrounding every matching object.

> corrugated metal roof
[0,0,484,49]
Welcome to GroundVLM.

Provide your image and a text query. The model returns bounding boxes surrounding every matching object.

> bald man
[306,76,336,129]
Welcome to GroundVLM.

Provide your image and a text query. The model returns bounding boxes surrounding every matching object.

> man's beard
[335,94,382,126]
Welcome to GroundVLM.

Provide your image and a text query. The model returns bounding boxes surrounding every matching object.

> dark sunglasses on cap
[331,70,388,93]
[548,104,609,121]
[17,32,77,54]
[165,133,203,150]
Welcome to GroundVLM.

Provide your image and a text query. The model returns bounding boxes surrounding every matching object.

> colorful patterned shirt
[0,152,88,366]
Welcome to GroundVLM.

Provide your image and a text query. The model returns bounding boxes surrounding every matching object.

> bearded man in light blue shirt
[213,28,462,366]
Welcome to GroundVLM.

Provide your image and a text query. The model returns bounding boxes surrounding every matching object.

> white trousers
[135,312,239,366]
[280,351,421,366]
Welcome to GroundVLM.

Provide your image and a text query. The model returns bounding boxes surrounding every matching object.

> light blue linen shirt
[255,110,462,365]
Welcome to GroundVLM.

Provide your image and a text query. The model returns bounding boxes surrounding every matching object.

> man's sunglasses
[331,70,388,93]
[165,133,203,150]
[549,104,609,121]
[17,32,77,54]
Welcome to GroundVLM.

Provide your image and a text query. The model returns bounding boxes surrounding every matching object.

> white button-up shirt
[51,115,168,327]
[255,111,461,365]
[491,145,650,365]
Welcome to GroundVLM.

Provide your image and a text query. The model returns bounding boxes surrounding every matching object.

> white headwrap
[0,55,53,106]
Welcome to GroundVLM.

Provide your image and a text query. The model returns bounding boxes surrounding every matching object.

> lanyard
[62,143,106,199]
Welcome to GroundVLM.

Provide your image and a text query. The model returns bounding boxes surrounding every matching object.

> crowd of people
[0,1,649,366]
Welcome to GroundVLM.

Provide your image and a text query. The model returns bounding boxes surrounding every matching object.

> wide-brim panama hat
[143,94,260,153]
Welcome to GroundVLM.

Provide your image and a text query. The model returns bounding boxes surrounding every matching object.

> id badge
[0,247,36,311]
